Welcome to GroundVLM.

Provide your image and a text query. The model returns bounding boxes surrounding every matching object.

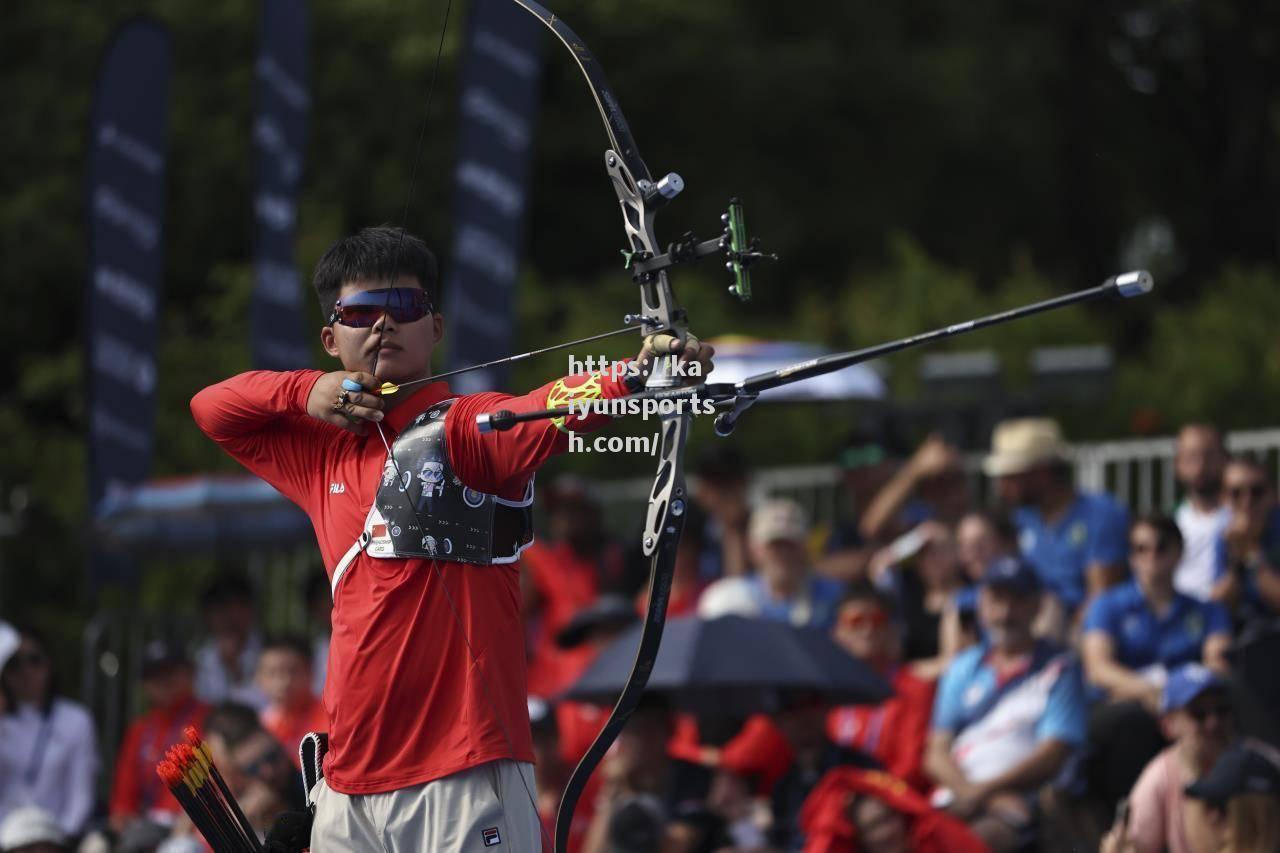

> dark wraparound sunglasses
[1227,483,1268,502]
[328,287,433,327]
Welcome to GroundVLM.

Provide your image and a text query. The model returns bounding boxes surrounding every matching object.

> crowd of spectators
[2,417,1280,852]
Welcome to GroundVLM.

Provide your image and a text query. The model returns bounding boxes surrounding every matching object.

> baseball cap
[1185,743,1280,806]
[1161,663,1229,714]
[140,638,190,679]
[0,621,18,673]
[0,805,66,849]
[748,498,809,545]
[981,555,1042,596]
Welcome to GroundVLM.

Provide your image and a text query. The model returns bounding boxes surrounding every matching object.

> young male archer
[190,226,713,851]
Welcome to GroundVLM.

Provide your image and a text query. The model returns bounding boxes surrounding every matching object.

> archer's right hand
[307,371,385,436]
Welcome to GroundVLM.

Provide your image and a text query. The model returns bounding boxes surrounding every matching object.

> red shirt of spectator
[262,700,328,769]
[523,539,622,698]
[109,695,209,825]
[671,713,795,796]
[800,767,987,853]
[191,369,627,795]
[826,666,936,792]
[826,585,937,792]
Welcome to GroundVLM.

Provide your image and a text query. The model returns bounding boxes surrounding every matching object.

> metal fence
[596,427,1280,531]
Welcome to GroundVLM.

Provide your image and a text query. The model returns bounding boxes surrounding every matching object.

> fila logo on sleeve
[329,482,346,494]
[481,827,501,846]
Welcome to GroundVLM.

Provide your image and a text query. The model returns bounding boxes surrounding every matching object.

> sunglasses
[839,609,888,630]
[1186,702,1233,723]
[328,287,432,327]
[1227,483,1268,502]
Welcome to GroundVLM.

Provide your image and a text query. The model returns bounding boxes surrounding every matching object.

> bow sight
[622,197,777,301]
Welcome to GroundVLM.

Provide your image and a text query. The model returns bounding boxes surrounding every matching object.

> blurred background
[4,0,1280,851]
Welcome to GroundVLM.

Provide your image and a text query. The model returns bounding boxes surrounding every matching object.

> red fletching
[184,726,202,746]
[156,760,182,788]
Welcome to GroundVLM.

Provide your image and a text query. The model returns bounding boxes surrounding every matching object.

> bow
[366,3,1154,850]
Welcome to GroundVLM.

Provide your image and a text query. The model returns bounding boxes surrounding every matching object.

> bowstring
[366,3,552,847]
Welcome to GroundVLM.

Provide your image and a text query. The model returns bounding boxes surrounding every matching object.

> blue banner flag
[441,0,546,391]
[251,0,311,369]
[84,18,172,553]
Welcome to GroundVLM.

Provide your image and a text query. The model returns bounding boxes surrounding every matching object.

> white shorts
[310,759,542,852]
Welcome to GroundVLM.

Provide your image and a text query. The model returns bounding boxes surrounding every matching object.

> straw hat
[982,418,1070,477]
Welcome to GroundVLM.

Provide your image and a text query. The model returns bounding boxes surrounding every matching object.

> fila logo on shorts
[481,827,501,846]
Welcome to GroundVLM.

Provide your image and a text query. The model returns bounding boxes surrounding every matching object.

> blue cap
[1161,663,1229,714]
[981,556,1041,596]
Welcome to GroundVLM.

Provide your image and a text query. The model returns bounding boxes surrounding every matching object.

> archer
[190,226,713,851]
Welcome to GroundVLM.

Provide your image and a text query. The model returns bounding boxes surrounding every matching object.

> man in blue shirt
[983,418,1129,619]
[1211,456,1280,623]
[1083,513,1232,710]
[1081,513,1233,809]
[702,498,844,629]
[926,556,1087,852]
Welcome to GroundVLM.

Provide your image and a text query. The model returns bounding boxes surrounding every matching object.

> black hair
[838,580,898,620]
[261,633,314,664]
[312,225,439,319]
[1131,512,1184,554]
[203,701,265,749]
[961,509,1019,548]
[1226,454,1275,487]
[200,572,255,610]
[1,624,56,716]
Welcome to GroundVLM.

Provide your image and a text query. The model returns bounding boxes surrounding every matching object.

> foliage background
[3,0,1280,658]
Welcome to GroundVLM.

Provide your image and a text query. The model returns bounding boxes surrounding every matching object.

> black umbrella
[561,614,892,714]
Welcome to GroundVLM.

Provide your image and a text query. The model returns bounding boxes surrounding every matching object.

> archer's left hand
[634,332,715,387]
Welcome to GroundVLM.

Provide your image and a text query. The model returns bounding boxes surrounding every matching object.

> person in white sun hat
[984,417,1129,624]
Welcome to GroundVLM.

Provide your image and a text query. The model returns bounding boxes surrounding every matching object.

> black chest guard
[365,398,534,566]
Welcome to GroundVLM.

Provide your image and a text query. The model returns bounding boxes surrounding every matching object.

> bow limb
[497,2,691,848]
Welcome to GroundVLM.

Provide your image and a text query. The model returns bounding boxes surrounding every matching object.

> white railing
[595,428,1280,527]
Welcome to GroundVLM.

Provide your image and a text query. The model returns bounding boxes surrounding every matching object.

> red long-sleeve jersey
[190,369,629,794]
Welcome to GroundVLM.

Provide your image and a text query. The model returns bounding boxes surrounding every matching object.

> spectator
[194,573,266,710]
[0,806,68,853]
[256,635,327,768]
[827,583,936,791]
[867,521,966,677]
[304,572,332,697]
[984,417,1129,617]
[552,594,640,771]
[0,626,97,837]
[0,622,16,715]
[926,556,1087,853]
[769,691,880,851]
[704,765,771,849]
[522,477,626,698]
[1082,514,1232,809]
[109,641,209,833]
[859,434,970,545]
[580,696,696,853]
[942,511,1019,659]
[1185,742,1280,853]
[527,697,569,849]
[701,499,844,630]
[202,703,304,831]
[799,767,987,853]
[818,431,901,582]
[1173,425,1230,600]
[691,446,753,581]
[1212,456,1280,622]
[1124,664,1235,853]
